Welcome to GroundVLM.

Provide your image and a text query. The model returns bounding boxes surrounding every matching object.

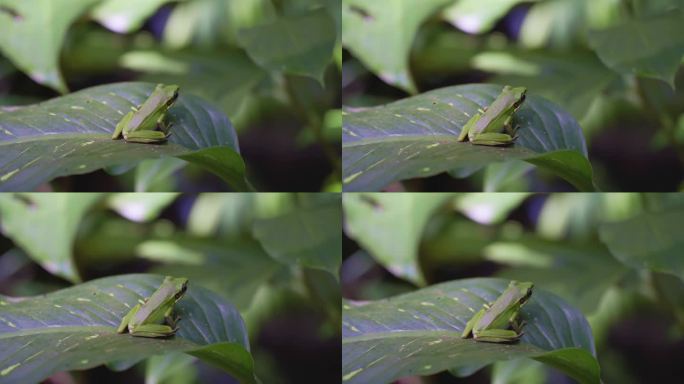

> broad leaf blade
[0,274,256,384]
[342,278,599,384]
[342,84,594,191]
[0,82,248,191]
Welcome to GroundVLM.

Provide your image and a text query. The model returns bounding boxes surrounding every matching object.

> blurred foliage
[0,192,341,383]
[342,192,684,383]
[0,0,341,191]
[342,0,684,191]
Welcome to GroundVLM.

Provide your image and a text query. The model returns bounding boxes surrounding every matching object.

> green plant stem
[283,75,341,180]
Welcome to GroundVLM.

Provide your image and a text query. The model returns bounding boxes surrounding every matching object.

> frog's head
[175,278,188,300]
[511,87,527,110]
[510,280,534,304]
[161,276,188,300]
[164,85,180,107]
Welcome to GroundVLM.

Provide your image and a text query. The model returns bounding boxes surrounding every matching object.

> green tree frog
[116,276,188,338]
[457,85,527,146]
[111,84,180,144]
[461,281,534,343]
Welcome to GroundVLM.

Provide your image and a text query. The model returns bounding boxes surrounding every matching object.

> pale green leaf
[0,0,99,93]
[0,193,103,283]
[342,193,452,285]
[342,0,452,93]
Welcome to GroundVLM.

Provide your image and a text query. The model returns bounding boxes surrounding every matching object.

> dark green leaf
[588,9,684,85]
[342,278,599,384]
[238,8,336,82]
[342,84,594,191]
[253,194,341,277]
[0,82,248,191]
[0,274,256,384]
[599,208,684,281]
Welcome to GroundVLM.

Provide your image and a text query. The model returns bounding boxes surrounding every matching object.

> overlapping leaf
[342,278,599,384]
[342,84,594,191]
[0,274,256,384]
[0,82,248,191]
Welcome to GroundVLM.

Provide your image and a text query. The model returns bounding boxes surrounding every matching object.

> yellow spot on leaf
[342,368,363,381]
[1,363,20,376]
[0,169,19,182]
[426,143,439,149]
[76,298,91,302]
[420,302,435,306]
[343,171,363,184]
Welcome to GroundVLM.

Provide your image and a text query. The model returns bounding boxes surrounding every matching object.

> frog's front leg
[117,303,141,333]
[156,114,173,136]
[502,115,518,138]
[461,308,485,338]
[458,113,481,142]
[112,111,134,140]
[129,323,177,338]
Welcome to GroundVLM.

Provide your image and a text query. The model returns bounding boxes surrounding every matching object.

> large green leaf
[0,82,249,191]
[252,194,341,277]
[472,50,617,119]
[588,9,684,85]
[343,193,452,286]
[120,49,266,120]
[0,274,256,384]
[342,278,600,384]
[599,208,684,281]
[148,237,284,310]
[0,193,103,283]
[342,0,452,93]
[490,238,628,314]
[342,84,594,191]
[0,0,99,93]
[238,8,336,82]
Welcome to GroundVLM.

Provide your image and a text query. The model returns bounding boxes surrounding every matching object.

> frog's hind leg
[470,132,515,146]
[472,328,521,343]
